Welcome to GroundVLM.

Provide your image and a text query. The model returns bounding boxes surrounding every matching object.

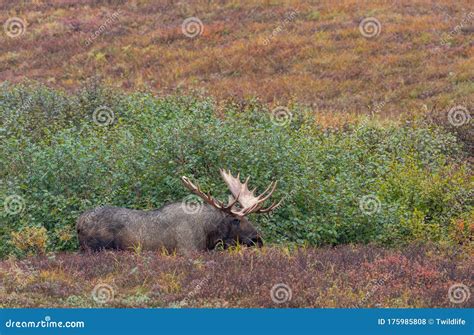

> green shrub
[0,83,472,256]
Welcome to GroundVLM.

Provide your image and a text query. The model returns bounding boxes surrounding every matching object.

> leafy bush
[1,83,472,257]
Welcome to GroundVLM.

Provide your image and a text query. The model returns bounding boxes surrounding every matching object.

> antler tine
[256,181,278,202]
[182,175,243,214]
[181,176,225,209]
[218,169,282,216]
[234,181,282,215]
[231,200,258,217]
[225,190,241,209]
[255,198,284,214]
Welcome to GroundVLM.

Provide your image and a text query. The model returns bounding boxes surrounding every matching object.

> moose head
[181,169,282,248]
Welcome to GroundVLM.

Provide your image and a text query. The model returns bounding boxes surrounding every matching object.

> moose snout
[245,235,263,248]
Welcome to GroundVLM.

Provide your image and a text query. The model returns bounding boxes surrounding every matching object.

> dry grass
[1,245,472,308]
[0,0,472,120]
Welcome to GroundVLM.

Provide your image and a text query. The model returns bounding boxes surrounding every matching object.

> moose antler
[219,169,282,215]
[181,176,240,214]
[181,170,282,217]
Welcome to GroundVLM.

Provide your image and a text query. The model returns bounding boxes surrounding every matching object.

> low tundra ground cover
[0,245,472,308]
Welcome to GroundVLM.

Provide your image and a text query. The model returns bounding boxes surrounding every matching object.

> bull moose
[76,169,281,253]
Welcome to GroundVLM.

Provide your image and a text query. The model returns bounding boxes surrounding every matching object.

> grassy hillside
[1,0,472,119]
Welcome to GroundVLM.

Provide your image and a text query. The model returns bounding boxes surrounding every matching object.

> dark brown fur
[77,203,262,253]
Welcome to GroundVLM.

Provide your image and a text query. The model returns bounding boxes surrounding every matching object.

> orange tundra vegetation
[0,0,472,121]
[0,245,472,308]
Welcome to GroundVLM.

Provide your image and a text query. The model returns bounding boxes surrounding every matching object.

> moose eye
[231,219,240,226]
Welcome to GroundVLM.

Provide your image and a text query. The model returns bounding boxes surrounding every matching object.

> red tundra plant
[0,245,472,308]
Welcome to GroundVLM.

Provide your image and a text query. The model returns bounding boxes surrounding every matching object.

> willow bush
[0,83,472,257]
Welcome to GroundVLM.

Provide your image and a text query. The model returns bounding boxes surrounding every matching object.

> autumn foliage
[1,245,472,308]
